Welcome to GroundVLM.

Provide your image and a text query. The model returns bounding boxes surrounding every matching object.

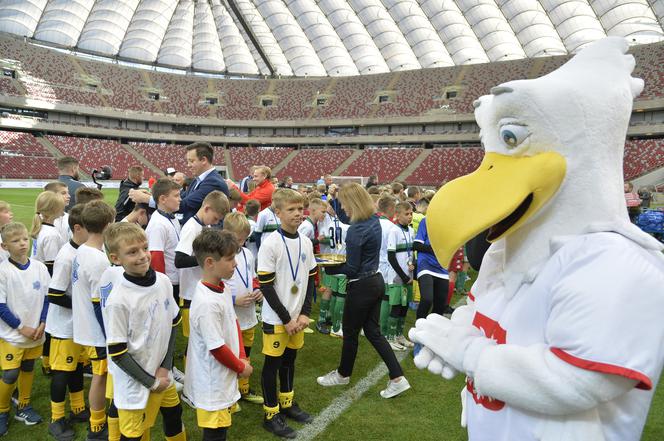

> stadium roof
[0,0,662,77]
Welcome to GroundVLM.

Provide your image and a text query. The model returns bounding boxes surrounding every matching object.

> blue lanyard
[235,248,249,289]
[159,210,180,241]
[278,228,301,284]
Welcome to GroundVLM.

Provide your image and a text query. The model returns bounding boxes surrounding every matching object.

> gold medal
[291,284,299,295]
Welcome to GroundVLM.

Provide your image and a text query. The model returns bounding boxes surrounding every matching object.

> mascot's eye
[500,125,529,149]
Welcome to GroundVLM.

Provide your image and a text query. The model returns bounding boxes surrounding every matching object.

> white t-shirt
[0,248,8,265]
[247,218,258,268]
[386,224,414,285]
[54,213,71,244]
[32,223,65,263]
[184,281,241,411]
[146,211,181,284]
[71,244,110,347]
[105,272,178,410]
[378,218,396,279]
[466,232,664,441]
[0,259,49,348]
[255,207,280,237]
[174,217,204,302]
[257,230,316,325]
[46,241,78,338]
[317,214,349,255]
[226,247,258,330]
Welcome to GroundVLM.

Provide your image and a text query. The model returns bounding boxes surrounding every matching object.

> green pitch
[1,188,662,440]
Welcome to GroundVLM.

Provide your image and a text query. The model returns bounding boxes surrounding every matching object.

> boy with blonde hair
[185,229,253,441]
[104,223,185,441]
[44,181,72,243]
[224,212,263,405]
[47,204,91,440]
[258,189,317,438]
[174,191,229,385]
[0,222,50,435]
[72,200,116,440]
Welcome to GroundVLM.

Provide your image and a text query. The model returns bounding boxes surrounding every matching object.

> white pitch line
[296,351,408,441]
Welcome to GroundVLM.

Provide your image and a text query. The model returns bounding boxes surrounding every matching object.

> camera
[91,165,112,189]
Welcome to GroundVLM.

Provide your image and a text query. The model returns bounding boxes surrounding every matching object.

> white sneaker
[397,335,414,348]
[380,377,411,399]
[388,337,406,352]
[330,328,343,338]
[172,367,186,383]
[317,370,350,387]
[174,380,184,393]
[360,329,365,337]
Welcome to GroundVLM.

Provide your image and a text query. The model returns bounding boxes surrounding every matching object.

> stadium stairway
[223,148,234,180]
[271,149,300,177]
[121,143,164,178]
[36,136,92,180]
[332,149,363,176]
[396,149,433,182]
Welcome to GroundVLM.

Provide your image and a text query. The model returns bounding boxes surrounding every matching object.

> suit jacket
[179,169,229,224]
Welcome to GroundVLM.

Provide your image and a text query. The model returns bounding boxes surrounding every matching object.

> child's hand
[235,292,254,307]
[296,315,309,332]
[19,326,36,339]
[252,289,263,302]
[155,367,170,380]
[284,320,299,336]
[153,376,171,393]
[33,323,46,340]
[408,264,415,272]
[238,360,253,378]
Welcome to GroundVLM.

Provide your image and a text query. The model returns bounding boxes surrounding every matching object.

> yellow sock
[264,404,280,420]
[17,369,35,409]
[90,408,106,432]
[69,390,86,414]
[165,428,186,441]
[107,416,120,441]
[238,377,249,395]
[42,355,50,369]
[51,400,66,422]
[278,391,294,409]
[0,381,16,413]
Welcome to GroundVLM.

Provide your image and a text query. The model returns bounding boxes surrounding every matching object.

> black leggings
[416,274,449,320]
[338,273,403,379]
[261,347,297,408]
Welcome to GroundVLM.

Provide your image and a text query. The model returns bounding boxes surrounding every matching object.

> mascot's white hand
[411,319,495,376]
[410,315,462,379]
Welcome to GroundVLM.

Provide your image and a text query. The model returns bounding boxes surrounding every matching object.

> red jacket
[235,179,275,211]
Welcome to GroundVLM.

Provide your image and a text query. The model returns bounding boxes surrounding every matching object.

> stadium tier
[624,138,664,180]
[342,147,423,182]
[0,37,661,120]
[228,146,293,178]
[405,146,484,186]
[277,148,355,183]
[130,142,225,174]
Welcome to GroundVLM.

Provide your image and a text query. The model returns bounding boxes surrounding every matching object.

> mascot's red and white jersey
[466,231,664,441]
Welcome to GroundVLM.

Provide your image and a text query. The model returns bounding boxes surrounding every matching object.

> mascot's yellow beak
[428,152,566,266]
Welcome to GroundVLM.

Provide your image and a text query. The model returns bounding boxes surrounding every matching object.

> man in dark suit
[57,156,86,211]
[129,142,229,224]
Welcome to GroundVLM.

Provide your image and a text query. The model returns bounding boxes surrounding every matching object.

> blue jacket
[326,214,381,280]
[179,170,229,224]
[59,175,86,211]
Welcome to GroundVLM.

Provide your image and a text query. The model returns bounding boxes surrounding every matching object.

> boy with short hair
[47,204,91,440]
[72,200,116,440]
[146,179,182,305]
[376,195,397,337]
[253,202,281,251]
[103,223,186,441]
[44,181,72,243]
[75,187,104,205]
[174,191,230,375]
[185,228,253,441]
[314,203,348,337]
[258,188,317,438]
[385,202,415,351]
[223,212,263,405]
[0,222,50,435]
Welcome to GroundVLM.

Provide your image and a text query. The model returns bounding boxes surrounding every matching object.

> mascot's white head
[427,37,644,267]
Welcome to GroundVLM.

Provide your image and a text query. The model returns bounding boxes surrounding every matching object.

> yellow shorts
[106,373,114,400]
[118,383,180,438]
[242,327,255,348]
[84,346,108,376]
[180,298,191,338]
[262,324,304,357]
[196,403,240,429]
[50,338,85,372]
[0,341,42,370]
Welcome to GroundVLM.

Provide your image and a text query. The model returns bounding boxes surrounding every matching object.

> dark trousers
[338,273,404,379]
[416,274,449,320]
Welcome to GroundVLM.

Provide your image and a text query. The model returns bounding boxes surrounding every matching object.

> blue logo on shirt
[33,281,41,291]
[100,282,113,307]
[300,253,306,262]
[72,259,79,284]
[164,298,170,311]
[32,241,37,256]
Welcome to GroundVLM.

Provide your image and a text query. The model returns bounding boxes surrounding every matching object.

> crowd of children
[0,172,469,441]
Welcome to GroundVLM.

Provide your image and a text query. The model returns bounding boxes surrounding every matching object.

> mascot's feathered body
[410,37,664,441]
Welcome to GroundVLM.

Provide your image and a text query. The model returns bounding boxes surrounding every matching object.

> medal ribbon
[278,228,301,286]
[235,248,249,289]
